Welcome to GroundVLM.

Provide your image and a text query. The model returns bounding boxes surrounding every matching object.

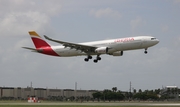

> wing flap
[44,35,96,53]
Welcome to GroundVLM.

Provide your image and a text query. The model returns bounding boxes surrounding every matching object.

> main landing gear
[84,55,101,63]
[93,55,101,63]
[84,55,92,62]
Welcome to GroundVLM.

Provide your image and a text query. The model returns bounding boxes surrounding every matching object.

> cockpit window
[151,38,156,40]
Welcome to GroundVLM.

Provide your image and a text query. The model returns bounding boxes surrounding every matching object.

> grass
[0,105,180,107]
[0,101,180,107]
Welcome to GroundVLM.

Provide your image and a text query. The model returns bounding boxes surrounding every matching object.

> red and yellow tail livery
[23,31,59,56]
[29,31,50,49]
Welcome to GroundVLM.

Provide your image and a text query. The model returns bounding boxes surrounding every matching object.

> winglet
[44,35,50,40]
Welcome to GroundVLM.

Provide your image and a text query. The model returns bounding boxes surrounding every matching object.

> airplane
[23,31,159,63]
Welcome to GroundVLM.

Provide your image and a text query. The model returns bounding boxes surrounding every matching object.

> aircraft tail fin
[29,31,51,48]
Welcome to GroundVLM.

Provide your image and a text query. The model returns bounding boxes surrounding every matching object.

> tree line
[0,87,179,101]
[92,87,166,101]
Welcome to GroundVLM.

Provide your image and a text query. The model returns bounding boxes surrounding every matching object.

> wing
[44,35,97,53]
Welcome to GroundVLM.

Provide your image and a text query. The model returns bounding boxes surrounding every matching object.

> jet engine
[109,51,123,56]
[95,47,108,54]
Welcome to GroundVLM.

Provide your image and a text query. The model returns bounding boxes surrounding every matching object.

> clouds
[0,0,180,91]
[90,8,122,19]
[0,0,62,36]
[161,25,169,32]
[130,16,146,34]
[0,11,49,36]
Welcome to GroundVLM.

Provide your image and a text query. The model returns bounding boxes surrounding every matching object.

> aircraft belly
[111,44,123,52]
[141,41,156,48]
[58,50,84,57]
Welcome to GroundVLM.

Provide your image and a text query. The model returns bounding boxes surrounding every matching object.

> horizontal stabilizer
[22,47,37,52]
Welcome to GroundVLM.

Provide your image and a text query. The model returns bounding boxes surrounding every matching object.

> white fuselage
[51,36,159,57]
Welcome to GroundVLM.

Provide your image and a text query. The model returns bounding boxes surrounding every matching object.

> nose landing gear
[144,48,148,54]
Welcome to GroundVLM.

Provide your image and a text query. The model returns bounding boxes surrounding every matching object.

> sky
[0,0,180,91]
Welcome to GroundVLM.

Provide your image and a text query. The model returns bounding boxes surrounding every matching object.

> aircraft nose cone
[155,39,159,45]
[156,39,159,43]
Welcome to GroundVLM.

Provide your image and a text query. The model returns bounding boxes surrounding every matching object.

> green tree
[112,87,117,92]
[154,89,161,94]
[117,91,125,101]
[92,92,102,101]
[133,89,137,94]
[138,89,142,93]
[102,89,125,101]
[133,89,160,101]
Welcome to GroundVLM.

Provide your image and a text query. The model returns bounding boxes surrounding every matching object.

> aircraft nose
[155,39,159,44]
[157,39,159,43]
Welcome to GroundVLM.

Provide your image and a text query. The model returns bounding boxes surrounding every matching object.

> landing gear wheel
[84,58,89,62]
[94,59,98,63]
[144,48,148,54]
[97,57,101,60]
[144,50,148,54]
[88,55,92,59]
[84,55,92,62]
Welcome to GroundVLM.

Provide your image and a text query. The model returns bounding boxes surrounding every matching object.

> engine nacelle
[109,51,123,56]
[95,47,108,54]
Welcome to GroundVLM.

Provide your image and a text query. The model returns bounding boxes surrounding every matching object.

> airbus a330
[23,31,159,63]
